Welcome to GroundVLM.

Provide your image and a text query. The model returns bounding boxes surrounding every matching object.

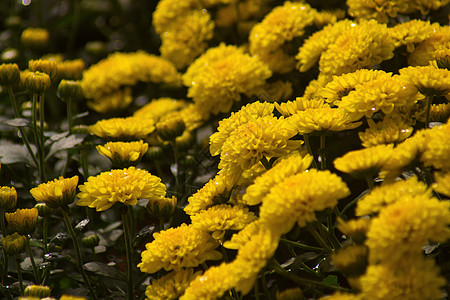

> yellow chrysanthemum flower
[56,58,85,80]
[77,167,166,211]
[249,1,315,73]
[30,176,79,208]
[420,121,450,170]
[21,27,49,50]
[96,140,148,168]
[0,186,17,211]
[88,117,155,140]
[81,51,181,113]
[210,101,275,156]
[180,262,237,300]
[152,0,200,34]
[296,19,355,72]
[184,171,236,216]
[318,69,393,106]
[5,208,38,235]
[133,98,187,122]
[358,118,413,148]
[318,20,395,76]
[1,232,28,255]
[218,116,301,172]
[146,196,177,219]
[356,176,430,216]
[223,220,264,250]
[410,0,450,15]
[360,258,446,300]
[399,65,450,96]
[275,97,328,117]
[190,204,257,240]
[243,151,313,205]
[86,87,133,113]
[408,26,450,66]
[145,269,201,300]
[388,20,440,52]
[260,169,350,234]
[138,223,222,274]
[182,44,271,115]
[366,195,450,264]
[331,245,368,277]
[347,0,409,23]
[429,103,450,123]
[338,75,419,119]
[160,10,214,69]
[334,144,394,178]
[288,107,363,134]
[337,217,371,244]
[313,9,346,27]
[433,171,450,197]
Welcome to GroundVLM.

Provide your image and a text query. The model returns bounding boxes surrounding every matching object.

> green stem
[279,238,327,253]
[307,224,333,253]
[38,93,46,181]
[0,212,6,237]
[159,216,165,231]
[26,236,41,283]
[42,216,49,254]
[260,272,273,300]
[340,190,369,216]
[424,94,433,129]
[253,278,260,300]
[364,174,374,190]
[318,135,326,170]
[303,134,318,168]
[260,156,271,170]
[67,97,73,135]
[7,86,39,166]
[62,209,97,300]
[15,255,24,295]
[32,93,45,182]
[201,262,208,270]
[122,208,134,300]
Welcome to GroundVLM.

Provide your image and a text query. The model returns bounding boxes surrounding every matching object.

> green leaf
[46,134,85,159]
[3,118,30,127]
[0,141,36,166]
[322,275,338,286]
[84,262,125,280]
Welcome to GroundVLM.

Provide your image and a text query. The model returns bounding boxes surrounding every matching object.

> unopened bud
[5,208,38,235]
[146,196,177,219]
[57,80,83,101]
[24,285,51,298]
[1,232,28,255]
[0,186,17,212]
[156,114,185,141]
[34,203,54,217]
[81,234,100,248]
[28,59,58,81]
[0,63,20,86]
[25,71,51,94]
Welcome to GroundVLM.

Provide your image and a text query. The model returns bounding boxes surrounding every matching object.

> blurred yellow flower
[358,118,413,148]
[30,176,79,208]
[152,0,200,34]
[260,169,350,234]
[87,87,133,113]
[21,27,49,50]
[145,269,201,300]
[133,98,186,122]
[243,151,313,205]
[420,121,450,170]
[156,113,185,141]
[337,217,371,244]
[408,26,450,66]
[23,285,51,298]
[347,0,409,23]
[59,296,87,300]
[77,167,166,211]
[429,103,450,123]
[88,117,155,140]
[319,291,362,300]
[28,59,58,81]
[223,220,264,250]
[433,171,450,197]
[138,223,222,274]
[331,245,368,277]
[399,65,450,96]
[96,140,148,167]
[182,44,271,115]
[259,80,293,102]
[276,287,304,300]
[190,204,257,240]
[5,208,38,235]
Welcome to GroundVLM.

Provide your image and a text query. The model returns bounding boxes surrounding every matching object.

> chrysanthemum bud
[156,115,185,141]
[146,196,177,219]
[21,27,49,50]
[28,59,58,81]
[331,245,368,278]
[5,208,38,235]
[72,125,89,135]
[30,176,79,209]
[25,71,51,94]
[435,49,450,70]
[276,287,303,300]
[81,234,100,248]
[57,59,85,80]
[34,203,54,217]
[24,285,51,298]
[146,146,164,160]
[0,186,17,212]
[1,232,28,255]
[96,140,148,168]
[0,63,20,86]
[57,80,83,101]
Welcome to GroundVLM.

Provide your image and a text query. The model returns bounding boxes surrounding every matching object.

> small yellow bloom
[57,80,84,101]
[138,223,222,274]
[25,71,51,94]
[30,176,79,209]
[77,167,166,211]
[145,268,201,300]
[28,59,58,81]
[56,58,85,80]
[24,285,51,298]
[146,196,177,219]
[223,220,264,250]
[21,27,49,50]
[133,97,187,122]
[399,65,450,96]
[358,118,413,148]
[1,232,28,255]
[420,121,450,170]
[275,97,328,117]
[0,186,17,211]
[88,117,155,140]
[96,140,148,168]
[0,63,20,86]
[59,296,87,300]
[5,208,38,235]
[156,113,186,141]
[388,20,440,52]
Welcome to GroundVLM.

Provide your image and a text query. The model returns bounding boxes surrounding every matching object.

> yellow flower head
[420,121,450,170]
[243,151,313,205]
[360,258,446,300]
[1,232,28,255]
[288,107,362,134]
[356,176,430,216]
[133,98,187,122]
[209,101,275,156]
[319,20,395,76]
[30,176,79,209]
[260,169,350,234]
[145,268,201,300]
[435,47,450,70]
[407,25,450,66]
[182,44,272,115]
[388,20,440,52]
[146,196,177,219]
[399,65,450,96]
[347,0,409,23]
[56,58,85,80]
[0,186,17,211]
[358,118,413,148]
[77,167,166,211]
[318,69,392,106]
[81,51,181,112]
[331,245,368,278]
[223,220,264,250]
[152,0,200,34]
[5,208,38,235]
[259,80,293,102]
[334,144,394,178]
[28,59,58,81]
[88,117,155,140]
[366,195,450,264]
[25,71,51,94]
[313,9,346,27]
[0,63,20,86]
[96,140,148,168]
[156,113,186,141]
[337,217,372,244]
[249,1,315,73]
[190,204,257,240]
[138,223,222,274]
[86,87,133,113]
[338,75,419,119]
[410,0,450,15]
[21,27,49,50]
[218,116,301,172]
[276,97,328,117]
[433,171,450,197]
[24,285,51,298]
[160,10,214,69]
[429,102,450,123]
